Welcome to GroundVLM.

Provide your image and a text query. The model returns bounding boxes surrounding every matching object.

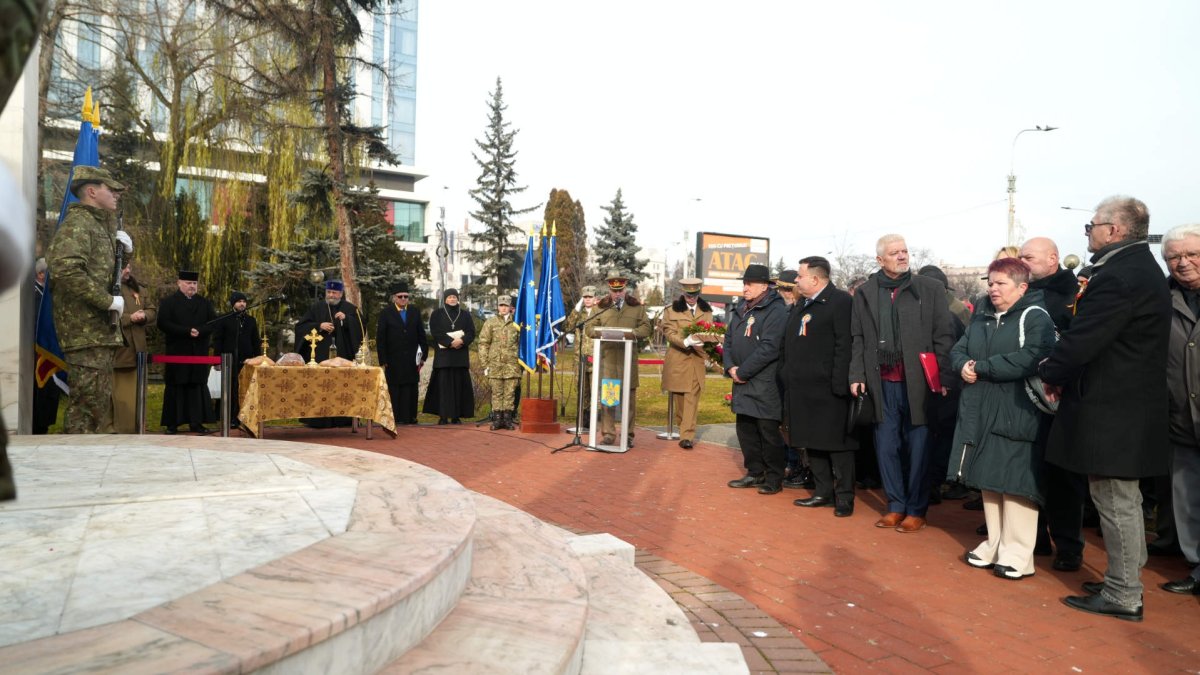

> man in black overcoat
[295,280,362,427]
[159,270,217,434]
[783,257,858,517]
[376,281,427,424]
[211,291,260,424]
[1039,196,1171,622]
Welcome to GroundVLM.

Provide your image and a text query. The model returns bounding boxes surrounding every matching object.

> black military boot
[505,411,517,430]
[490,411,502,430]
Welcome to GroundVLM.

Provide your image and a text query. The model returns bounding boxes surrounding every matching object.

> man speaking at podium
[589,270,651,447]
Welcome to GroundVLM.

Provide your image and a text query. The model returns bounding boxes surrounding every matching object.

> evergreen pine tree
[465,77,538,295]
[594,188,644,282]
[543,188,587,305]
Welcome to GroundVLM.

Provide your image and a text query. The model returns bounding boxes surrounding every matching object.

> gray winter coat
[947,290,1056,504]
[723,289,788,421]
[1167,280,1200,448]
[849,272,956,426]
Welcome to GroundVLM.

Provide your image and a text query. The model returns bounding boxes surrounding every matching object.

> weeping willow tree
[205,0,404,310]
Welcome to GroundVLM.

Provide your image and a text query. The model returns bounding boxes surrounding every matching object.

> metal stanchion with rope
[137,353,230,437]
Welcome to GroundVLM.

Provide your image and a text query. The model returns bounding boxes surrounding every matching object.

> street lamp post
[1007,125,1058,246]
[435,206,448,300]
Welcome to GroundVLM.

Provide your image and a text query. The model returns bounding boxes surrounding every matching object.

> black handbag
[845,392,874,433]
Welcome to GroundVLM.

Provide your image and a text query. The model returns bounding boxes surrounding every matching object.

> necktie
[400,309,407,323]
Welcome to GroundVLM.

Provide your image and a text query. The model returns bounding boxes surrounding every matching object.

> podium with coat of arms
[589,334,635,453]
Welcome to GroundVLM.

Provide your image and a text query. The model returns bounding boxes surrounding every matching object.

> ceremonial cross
[304,328,324,366]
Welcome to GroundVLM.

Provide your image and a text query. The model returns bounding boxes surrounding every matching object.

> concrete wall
[0,49,39,434]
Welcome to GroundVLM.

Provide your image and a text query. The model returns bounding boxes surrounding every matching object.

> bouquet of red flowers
[682,320,726,367]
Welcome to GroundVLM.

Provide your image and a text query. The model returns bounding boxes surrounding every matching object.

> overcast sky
[414,0,1199,272]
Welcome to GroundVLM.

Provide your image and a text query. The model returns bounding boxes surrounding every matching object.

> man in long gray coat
[850,234,955,533]
[723,263,789,494]
[1040,196,1171,621]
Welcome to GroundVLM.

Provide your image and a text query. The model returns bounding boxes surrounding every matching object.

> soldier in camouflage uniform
[46,166,133,434]
[564,285,599,430]
[478,296,521,429]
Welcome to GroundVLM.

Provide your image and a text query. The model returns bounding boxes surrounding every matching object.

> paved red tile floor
[268,423,1200,673]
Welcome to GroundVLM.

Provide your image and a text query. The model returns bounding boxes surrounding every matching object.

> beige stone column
[0,47,40,434]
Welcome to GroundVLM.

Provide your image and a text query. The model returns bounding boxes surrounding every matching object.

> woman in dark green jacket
[948,258,1056,580]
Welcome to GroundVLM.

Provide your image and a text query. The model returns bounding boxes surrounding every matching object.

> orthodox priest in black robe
[422,288,475,423]
[211,291,260,424]
[159,270,218,434]
[295,280,362,427]
[376,281,427,424]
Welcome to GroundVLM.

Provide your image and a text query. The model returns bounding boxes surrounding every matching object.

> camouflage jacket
[477,314,521,379]
[46,203,121,353]
[565,306,598,357]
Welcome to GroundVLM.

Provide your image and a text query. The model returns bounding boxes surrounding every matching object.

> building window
[387,201,425,243]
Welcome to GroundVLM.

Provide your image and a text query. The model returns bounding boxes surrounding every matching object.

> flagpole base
[519,397,560,434]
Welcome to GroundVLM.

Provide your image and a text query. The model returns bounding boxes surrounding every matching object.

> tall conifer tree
[594,188,645,283]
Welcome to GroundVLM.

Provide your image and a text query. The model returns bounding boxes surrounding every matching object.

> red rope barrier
[150,355,223,365]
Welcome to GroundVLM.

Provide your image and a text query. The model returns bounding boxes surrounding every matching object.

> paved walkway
[266,423,1200,673]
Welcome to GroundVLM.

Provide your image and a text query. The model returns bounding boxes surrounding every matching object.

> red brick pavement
[269,424,1200,673]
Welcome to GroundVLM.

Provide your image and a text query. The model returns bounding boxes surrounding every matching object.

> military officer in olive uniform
[478,295,521,429]
[46,166,133,434]
[588,270,652,447]
[565,285,599,430]
[660,277,713,449]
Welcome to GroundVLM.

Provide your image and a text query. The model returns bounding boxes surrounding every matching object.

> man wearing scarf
[724,264,789,494]
[850,235,955,532]
[660,277,713,449]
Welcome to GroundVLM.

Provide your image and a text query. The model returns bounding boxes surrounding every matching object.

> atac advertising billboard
[696,232,771,297]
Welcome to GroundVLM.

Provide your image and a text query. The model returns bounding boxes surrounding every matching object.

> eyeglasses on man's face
[1165,251,1200,265]
[1084,221,1114,234]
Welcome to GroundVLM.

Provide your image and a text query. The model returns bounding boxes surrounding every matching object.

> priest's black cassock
[211,293,260,422]
[158,290,218,431]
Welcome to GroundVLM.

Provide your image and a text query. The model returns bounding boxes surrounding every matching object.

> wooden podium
[519,397,561,434]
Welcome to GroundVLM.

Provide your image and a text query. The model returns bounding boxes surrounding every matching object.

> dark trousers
[875,379,930,517]
[735,413,786,488]
[1042,460,1089,558]
[924,386,960,492]
[810,448,855,505]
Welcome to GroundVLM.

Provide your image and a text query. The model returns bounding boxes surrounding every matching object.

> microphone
[266,295,286,302]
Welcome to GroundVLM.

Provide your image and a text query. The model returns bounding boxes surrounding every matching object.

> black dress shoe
[190,426,213,435]
[1082,581,1104,595]
[1062,593,1143,622]
[163,427,177,435]
[976,523,988,536]
[451,418,462,424]
[793,496,834,508]
[834,501,854,517]
[1161,577,1200,595]
[757,483,782,495]
[437,418,448,425]
[679,439,693,449]
[727,474,765,489]
[1053,553,1083,572]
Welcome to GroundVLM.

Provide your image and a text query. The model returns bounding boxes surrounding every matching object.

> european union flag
[535,222,566,368]
[36,88,102,392]
[515,229,538,373]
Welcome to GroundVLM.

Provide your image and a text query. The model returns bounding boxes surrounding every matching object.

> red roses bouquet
[683,320,726,367]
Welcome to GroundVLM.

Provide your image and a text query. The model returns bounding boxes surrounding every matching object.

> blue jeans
[874,379,930,517]
[1089,476,1147,608]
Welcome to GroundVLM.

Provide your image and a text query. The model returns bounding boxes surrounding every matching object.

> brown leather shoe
[896,516,927,533]
[875,512,904,528]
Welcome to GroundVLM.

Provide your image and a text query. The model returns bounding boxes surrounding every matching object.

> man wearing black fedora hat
[377,281,427,424]
[724,263,789,494]
[158,269,218,434]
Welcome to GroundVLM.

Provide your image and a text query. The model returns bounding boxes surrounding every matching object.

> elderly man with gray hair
[1039,196,1172,621]
[1160,223,1200,595]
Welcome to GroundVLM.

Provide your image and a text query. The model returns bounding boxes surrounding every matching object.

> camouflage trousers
[63,346,116,434]
[490,377,519,412]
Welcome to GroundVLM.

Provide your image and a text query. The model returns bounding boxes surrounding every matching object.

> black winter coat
[211,312,259,365]
[1040,241,1171,478]
[948,290,1055,503]
[781,285,857,452]
[376,304,428,384]
[1028,266,1079,332]
[158,291,217,385]
[849,272,956,426]
[723,289,788,420]
[428,303,475,369]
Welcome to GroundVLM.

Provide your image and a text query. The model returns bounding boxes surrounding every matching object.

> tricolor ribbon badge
[1071,277,1089,316]
[799,313,812,336]
[744,315,755,338]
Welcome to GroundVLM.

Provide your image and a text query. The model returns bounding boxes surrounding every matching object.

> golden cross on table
[261,333,269,357]
[304,328,323,366]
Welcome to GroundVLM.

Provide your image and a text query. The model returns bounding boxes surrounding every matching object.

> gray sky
[415,0,1199,271]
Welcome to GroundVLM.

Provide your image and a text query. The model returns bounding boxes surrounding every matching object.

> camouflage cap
[497,295,513,307]
[70,166,125,192]
[581,285,597,297]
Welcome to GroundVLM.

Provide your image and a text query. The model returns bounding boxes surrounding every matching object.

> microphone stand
[552,305,613,454]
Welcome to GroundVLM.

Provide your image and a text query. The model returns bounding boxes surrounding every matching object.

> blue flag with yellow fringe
[534,222,566,368]
[515,229,538,373]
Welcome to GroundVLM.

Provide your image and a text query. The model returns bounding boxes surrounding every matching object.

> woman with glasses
[949,257,1056,580]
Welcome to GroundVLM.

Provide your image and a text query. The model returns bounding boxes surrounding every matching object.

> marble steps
[383,495,748,675]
